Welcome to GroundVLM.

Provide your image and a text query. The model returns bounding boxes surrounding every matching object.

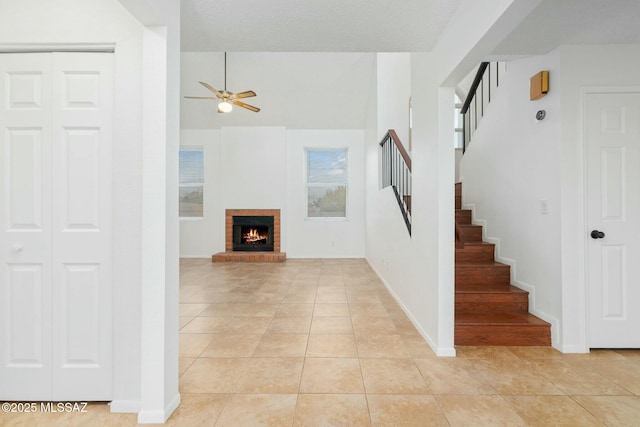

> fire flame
[243,228,268,244]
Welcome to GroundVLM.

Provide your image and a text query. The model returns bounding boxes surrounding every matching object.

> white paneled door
[586,91,640,348]
[0,53,113,400]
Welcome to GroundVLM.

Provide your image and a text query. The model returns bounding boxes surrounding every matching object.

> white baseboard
[109,400,140,413]
[365,259,456,358]
[137,393,181,424]
[560,344,590,354]
[436,347,457,357]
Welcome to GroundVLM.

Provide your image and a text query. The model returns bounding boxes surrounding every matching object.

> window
[179,148,204,218]
[306,149,347,218]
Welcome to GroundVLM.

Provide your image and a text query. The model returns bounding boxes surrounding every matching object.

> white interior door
[0,52,113,400]
[0,53,54,401]
[586,91,640,348]
[50,53,113,401]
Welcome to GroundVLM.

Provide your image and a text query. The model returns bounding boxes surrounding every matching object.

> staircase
[455,183,551,346]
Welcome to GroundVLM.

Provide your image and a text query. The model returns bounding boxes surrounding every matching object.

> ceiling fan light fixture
[185,52,259,113]
[218,100,233,113]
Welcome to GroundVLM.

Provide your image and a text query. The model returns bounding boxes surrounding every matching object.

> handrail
[387,129,411,171]
[460,62,488,114]
[459,62,502,153]
[379,130,412,235]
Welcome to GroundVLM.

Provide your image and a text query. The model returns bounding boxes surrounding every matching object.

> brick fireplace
[212,209,286,262]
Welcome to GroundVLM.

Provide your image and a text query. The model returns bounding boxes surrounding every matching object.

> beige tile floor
[3,258,640,426]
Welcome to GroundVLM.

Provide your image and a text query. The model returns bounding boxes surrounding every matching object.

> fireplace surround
[212,209,285,262]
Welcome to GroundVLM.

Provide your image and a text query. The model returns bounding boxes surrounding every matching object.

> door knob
[590,230,605,239]
[13,243,23,252]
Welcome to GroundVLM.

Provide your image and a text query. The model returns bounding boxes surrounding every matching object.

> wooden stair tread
[456,312,550,326]
[456,261,510,268]
[457,241,493,247]
[456,242,495,262]
[456,261,511,286]
[456,283,527,294]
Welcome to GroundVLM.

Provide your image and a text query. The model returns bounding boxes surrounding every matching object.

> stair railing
[460,62,503,153]
[379,129,411,235]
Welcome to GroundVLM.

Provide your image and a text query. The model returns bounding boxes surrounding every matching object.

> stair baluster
[460,62,503,153]
[379,130,412,235]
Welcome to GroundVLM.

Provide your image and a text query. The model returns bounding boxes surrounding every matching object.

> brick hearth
[212,209,286,262]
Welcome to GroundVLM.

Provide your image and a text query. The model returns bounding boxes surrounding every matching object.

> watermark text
[2,402,88,413]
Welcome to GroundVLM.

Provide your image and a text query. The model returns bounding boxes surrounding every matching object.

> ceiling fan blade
[184,96,218,99]
[199,81,223,97]
[232,100,260,112]
[230,90,257,99]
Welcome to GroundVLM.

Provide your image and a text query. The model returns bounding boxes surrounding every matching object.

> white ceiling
[181,0,640,55]
[180,0,463,52]
[491,0,640,57]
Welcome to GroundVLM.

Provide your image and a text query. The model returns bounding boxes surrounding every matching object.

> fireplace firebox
[232,215,275,252]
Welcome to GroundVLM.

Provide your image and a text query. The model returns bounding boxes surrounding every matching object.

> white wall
[139,1,182,422]
[459,49,563,346]
[376,53,412,145]
[220,127,287,211]
[286,130,366,258]
[365,52,455,356]
[179,127,366,258]
[0,0,145,412]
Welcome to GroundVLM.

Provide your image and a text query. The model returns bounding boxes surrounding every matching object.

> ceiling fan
[184,52,260,113]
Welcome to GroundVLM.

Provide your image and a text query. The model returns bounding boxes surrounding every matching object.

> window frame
[304,147,349,221]
[179,146,205,220]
